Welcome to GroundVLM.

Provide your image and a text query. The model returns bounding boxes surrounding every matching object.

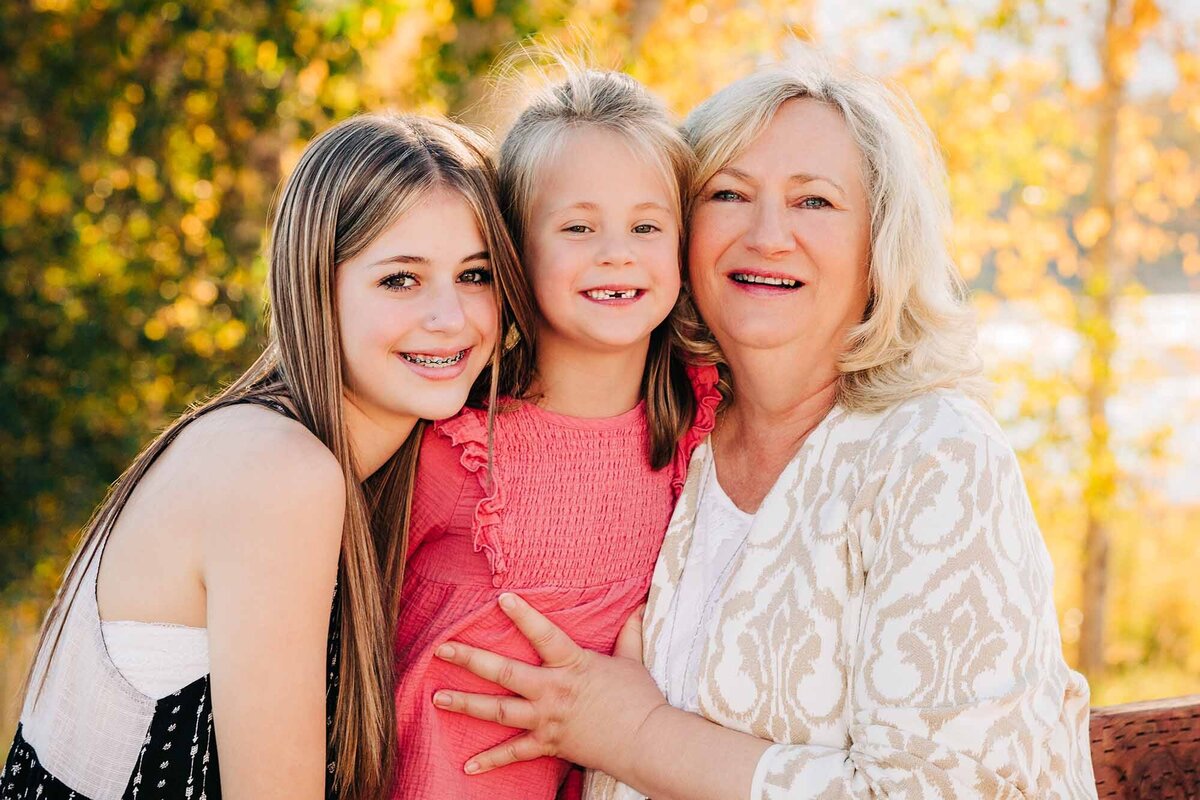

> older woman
[431,50,1097,799]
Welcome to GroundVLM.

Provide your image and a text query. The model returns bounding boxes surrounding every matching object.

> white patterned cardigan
[586,390,1097,800]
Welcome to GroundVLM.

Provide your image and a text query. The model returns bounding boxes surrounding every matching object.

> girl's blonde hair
[497,65,699,469]
[25,112,526,800]
[684,47,984,411]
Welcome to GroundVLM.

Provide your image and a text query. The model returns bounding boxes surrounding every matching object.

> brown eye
[380,272,418,291]
[459,268,492,285]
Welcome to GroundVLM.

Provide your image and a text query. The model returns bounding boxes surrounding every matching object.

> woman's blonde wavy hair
[682,46,985,412]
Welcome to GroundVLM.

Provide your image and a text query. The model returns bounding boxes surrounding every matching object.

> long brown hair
[23,112,526,800]
[496,65,698,469]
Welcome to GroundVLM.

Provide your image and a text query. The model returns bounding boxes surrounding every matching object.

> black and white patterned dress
[1,399,342,800]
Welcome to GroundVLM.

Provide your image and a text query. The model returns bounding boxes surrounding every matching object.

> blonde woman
[1,113,527,800]
[431,50,1099,799]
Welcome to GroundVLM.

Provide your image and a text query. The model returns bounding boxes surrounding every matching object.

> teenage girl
[1,113,523,800]
[391,69,720,799]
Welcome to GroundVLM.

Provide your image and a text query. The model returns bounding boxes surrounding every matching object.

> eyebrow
[550,201,672,214]
[715,167,846,196]
[373,250,489,267]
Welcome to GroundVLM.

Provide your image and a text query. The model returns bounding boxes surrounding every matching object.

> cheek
[812,229,869,310]
[685,236,721,314]
[686,212,730,286]
[525,232,573,285]
[526,250,578,323]
[648,239,682,290]
[343,294,416,360]
[465,292,499,344]
[336,283,372,366]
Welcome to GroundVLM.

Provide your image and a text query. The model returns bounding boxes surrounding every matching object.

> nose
[744,202,795,259]
[597,231,635,268]
[422,283,467,334]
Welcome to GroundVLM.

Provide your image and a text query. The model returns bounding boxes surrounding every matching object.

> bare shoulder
[158,404,347,550]
[181,403,341,485]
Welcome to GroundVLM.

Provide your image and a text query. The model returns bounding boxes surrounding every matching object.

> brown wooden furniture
[1090,695,1200,799]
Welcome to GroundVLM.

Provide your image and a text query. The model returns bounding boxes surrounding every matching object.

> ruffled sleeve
[431,408,509,585]
[670,364,722,500]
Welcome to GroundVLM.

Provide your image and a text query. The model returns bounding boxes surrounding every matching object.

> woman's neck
[710,352,839,514]
[530,332,649,418]
[718,346,840,458]
[342,394,416,480]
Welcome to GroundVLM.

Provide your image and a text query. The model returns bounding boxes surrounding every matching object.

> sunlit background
[2,0,1198,745]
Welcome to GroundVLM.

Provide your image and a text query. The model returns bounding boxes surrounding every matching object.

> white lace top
[657,459,754,714]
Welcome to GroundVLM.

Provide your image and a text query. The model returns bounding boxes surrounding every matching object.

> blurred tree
[359,0,815,123]
[0,0,402,601]
[1076,0,1142,678]
[884,0,1200,679]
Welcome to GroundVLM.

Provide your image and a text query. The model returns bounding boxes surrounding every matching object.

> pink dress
[391,366,720,799]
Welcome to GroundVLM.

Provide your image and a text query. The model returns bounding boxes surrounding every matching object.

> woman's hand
[432,593,665,777]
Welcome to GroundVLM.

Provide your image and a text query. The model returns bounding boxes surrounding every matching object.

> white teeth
[402,349,466,367]
[731,273,800,288]
[586,288,640,301]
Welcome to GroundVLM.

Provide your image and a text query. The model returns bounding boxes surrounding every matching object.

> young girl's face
[525,126,680,357]
[336,187,498,427]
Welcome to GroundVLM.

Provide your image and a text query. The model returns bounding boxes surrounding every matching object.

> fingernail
[436,644,455,659]
[498,593,516,609]
[465,761,480,774]
[433,691,451,707]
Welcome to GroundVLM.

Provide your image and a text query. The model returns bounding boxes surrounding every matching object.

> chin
[408,391,476,422]
[418,407,470,422]
[716,321,798,352]
[366,382,471,423]
[576,325,660,351]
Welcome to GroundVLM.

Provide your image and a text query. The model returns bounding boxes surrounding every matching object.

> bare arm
[201,421,345,800]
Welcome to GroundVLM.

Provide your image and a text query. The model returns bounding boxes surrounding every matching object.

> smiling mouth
[729,272,803,289]
[400,348,468,368]
[583,288,643,301]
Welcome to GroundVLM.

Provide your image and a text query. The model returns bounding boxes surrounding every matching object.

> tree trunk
[1077,0,1132,677]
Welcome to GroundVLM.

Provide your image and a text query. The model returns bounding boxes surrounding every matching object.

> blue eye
[798,196,831,209]
[460,268,493,285]
[710,189,743,202]
[380,272,418,291]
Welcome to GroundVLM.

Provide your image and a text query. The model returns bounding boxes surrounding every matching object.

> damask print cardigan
[587,390,1098,800]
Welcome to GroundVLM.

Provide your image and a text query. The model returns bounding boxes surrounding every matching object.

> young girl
[1,113,524,800]
[391,69,720,799]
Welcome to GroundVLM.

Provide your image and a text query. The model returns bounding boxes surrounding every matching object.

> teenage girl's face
[525,126,680,357]
[336,187,498,427]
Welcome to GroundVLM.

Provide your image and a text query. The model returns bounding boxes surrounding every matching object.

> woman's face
[688,97,871,371]
[336,187,498,426]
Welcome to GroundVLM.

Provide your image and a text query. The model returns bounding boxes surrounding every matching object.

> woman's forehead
[717,99,865,193]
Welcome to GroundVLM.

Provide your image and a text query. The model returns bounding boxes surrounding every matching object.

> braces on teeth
[404,351,465,367]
